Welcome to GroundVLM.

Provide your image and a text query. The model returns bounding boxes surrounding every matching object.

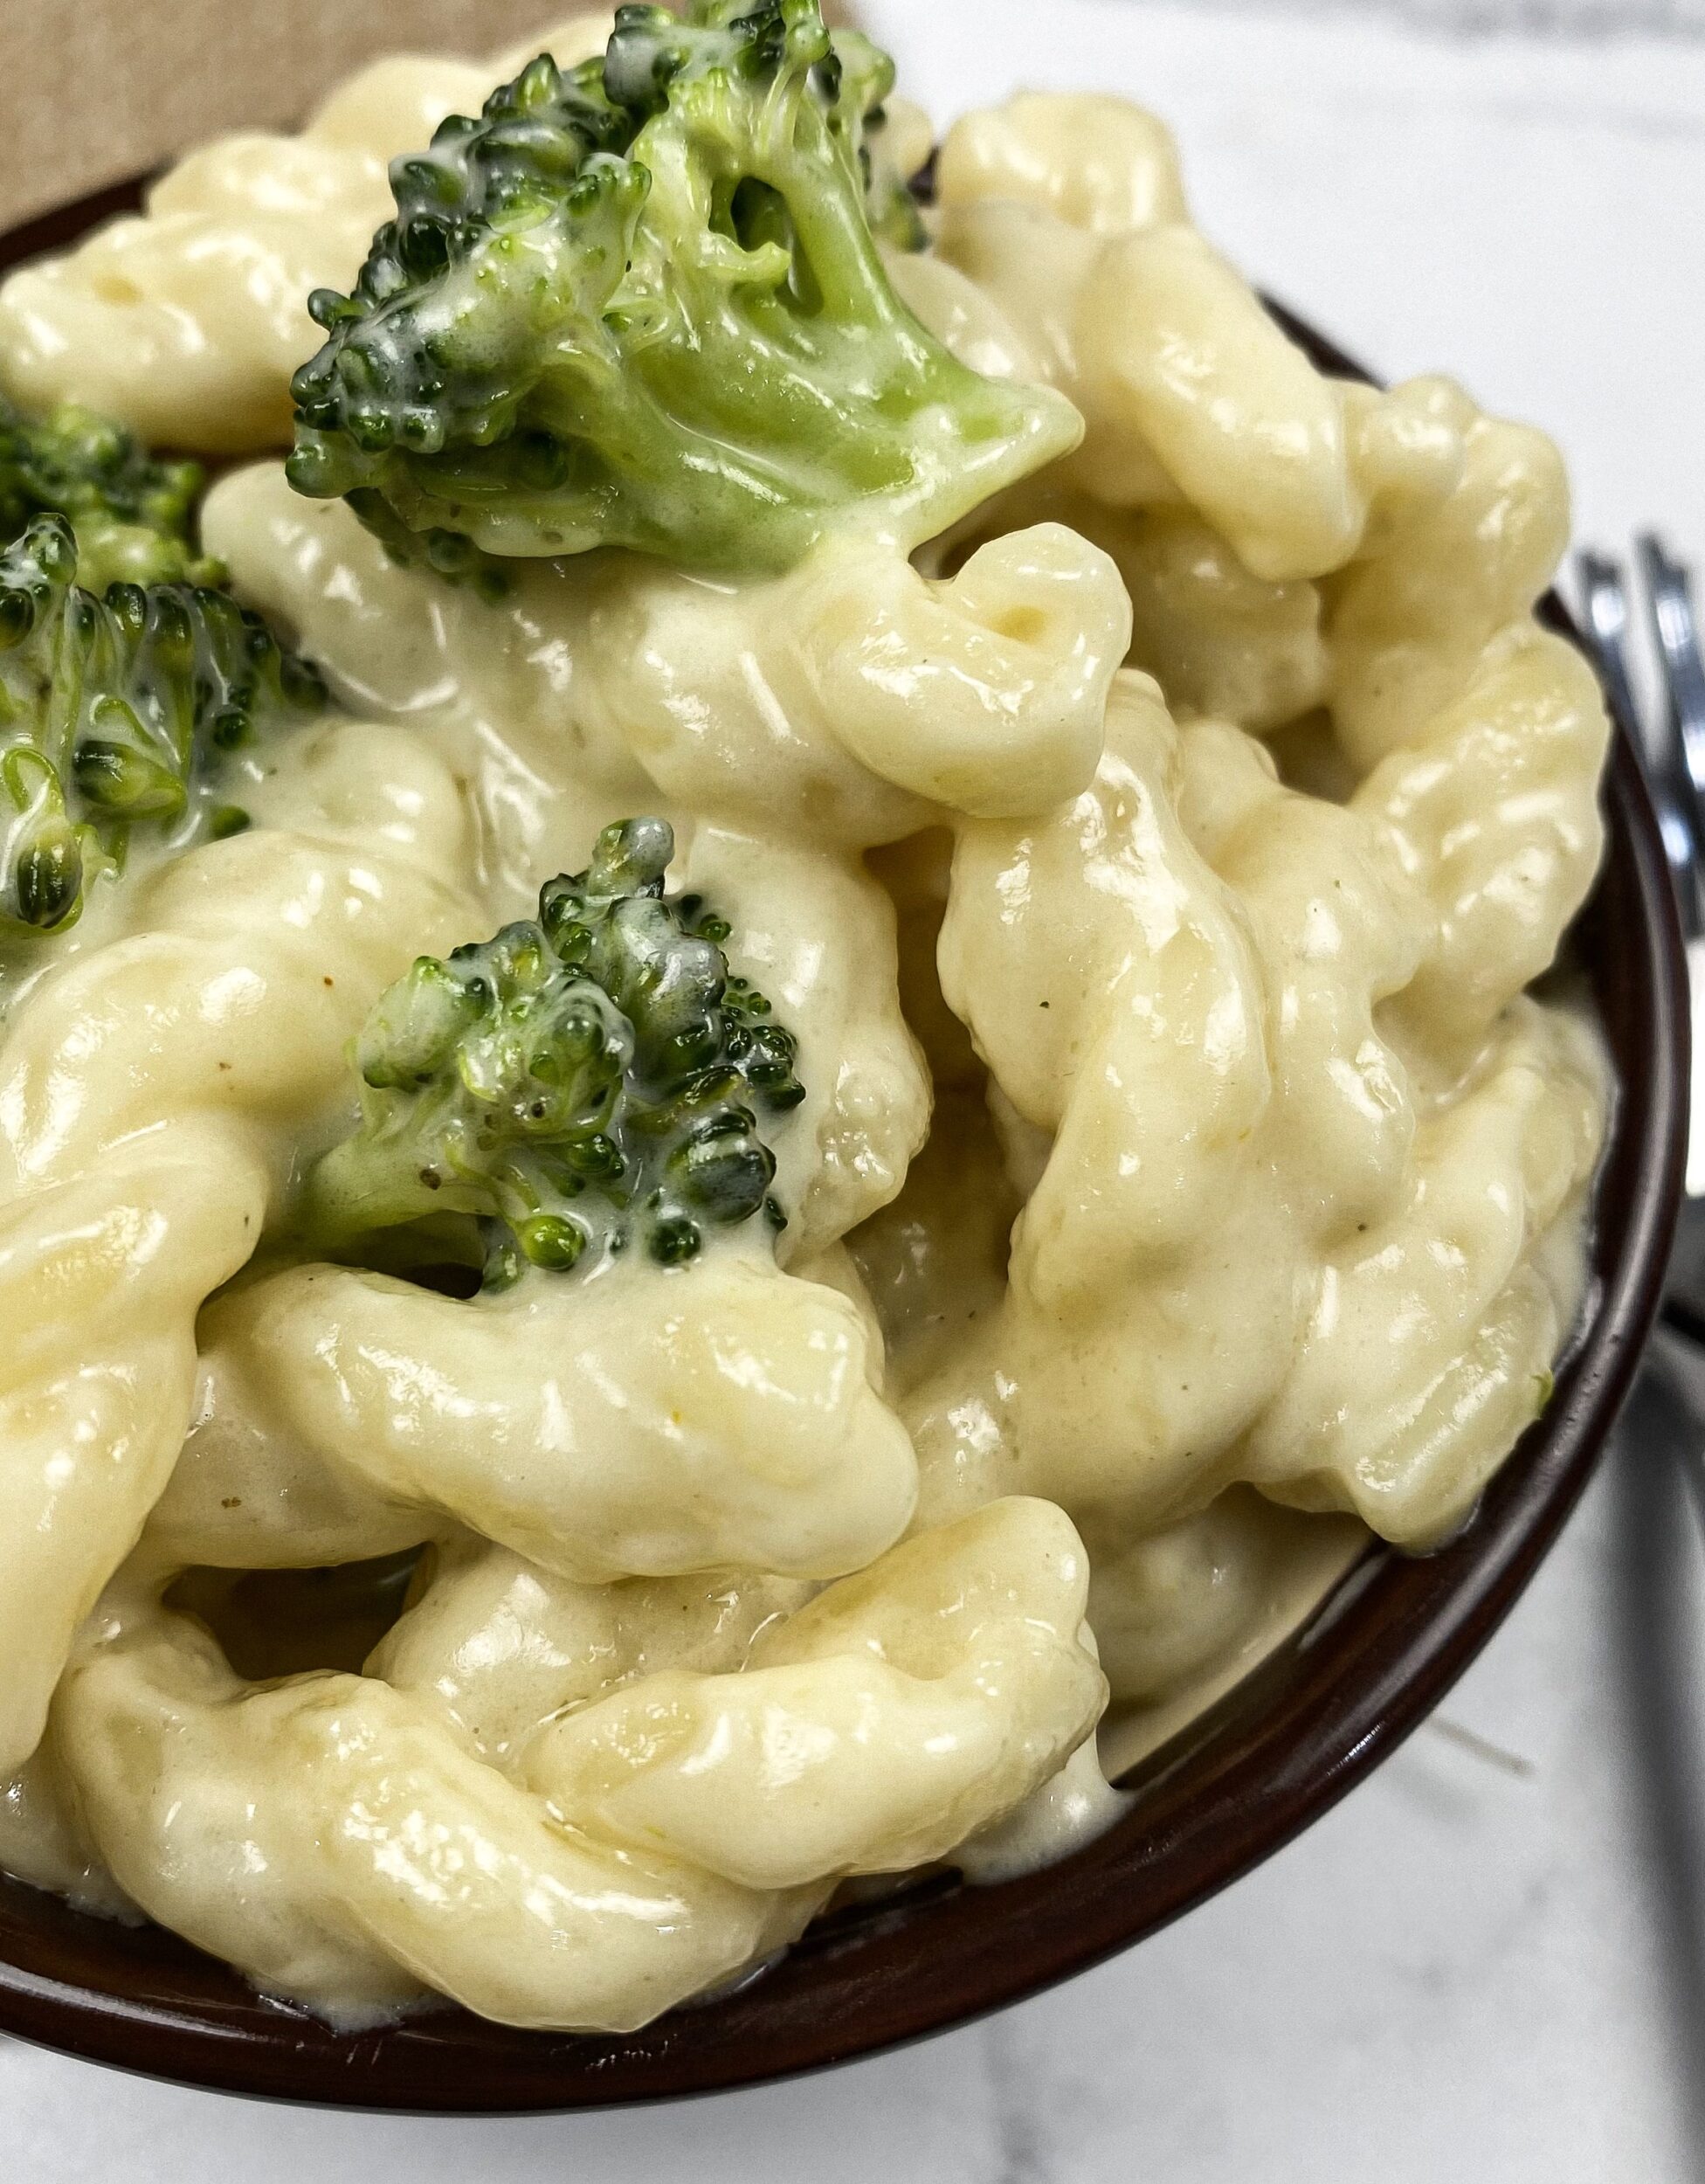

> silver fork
[1577,538,1705,1331]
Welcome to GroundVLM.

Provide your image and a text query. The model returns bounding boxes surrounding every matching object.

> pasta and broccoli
[0,0,1610,2034]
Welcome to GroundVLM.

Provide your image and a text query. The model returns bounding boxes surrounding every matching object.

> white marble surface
[6,2,1705,2177]
[1167,0,1705,31]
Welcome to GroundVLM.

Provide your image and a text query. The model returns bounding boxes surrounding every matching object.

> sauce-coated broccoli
[304,816,805,1279]
[287,0,1077,576]
[0,515,326,936]
[0,394,222,591]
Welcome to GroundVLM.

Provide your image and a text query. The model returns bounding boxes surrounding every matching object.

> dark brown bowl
[0,183,1688,2114]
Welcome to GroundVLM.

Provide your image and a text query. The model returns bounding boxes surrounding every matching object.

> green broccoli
[304,816,804,1279]
[286,0,1075,577]
[0,393,222,591]
[0,515,326,936]
[828,22,928,252]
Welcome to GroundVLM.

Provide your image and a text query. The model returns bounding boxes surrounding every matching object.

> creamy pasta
[0,8,1611,2035]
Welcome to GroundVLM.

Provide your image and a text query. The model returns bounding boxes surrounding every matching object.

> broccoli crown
[287,0,1076,576]
[304,816,805,1279]
[0,394,222,591]
[826,24,926,252]
[0,515,327,936]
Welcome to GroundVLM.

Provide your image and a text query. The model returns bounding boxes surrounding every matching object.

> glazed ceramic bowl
[0,183,1687,2114]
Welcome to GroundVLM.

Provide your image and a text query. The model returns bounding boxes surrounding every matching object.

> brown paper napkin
[1,1,568,229]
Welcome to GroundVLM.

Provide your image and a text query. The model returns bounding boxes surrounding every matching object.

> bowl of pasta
[0,1,1685,2115]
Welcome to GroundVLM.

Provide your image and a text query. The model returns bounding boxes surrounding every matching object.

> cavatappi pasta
[0,15,1610,2033]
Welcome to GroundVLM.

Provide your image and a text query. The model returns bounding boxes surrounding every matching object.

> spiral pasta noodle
[0,727,476,1768]
[53,1499,1102,2030]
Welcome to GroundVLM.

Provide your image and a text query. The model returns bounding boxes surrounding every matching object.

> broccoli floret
[304,816,804,1279]
[0,394,222,591]
[286,0,1076,577]
[826,24,927,252]
[341,487,513,603]
[0,515,326,936]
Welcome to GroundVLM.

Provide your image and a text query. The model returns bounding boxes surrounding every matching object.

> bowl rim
[0,179,1688,2116]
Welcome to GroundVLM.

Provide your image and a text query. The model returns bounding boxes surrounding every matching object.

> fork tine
[1576,544,1703,936]
[1639,536,1705,826]
[1577,549,1645,751]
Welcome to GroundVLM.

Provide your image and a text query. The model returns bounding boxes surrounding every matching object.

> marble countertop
[5,2,1705,2176]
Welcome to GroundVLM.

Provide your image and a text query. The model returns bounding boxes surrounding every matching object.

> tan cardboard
[0,2,568,228]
